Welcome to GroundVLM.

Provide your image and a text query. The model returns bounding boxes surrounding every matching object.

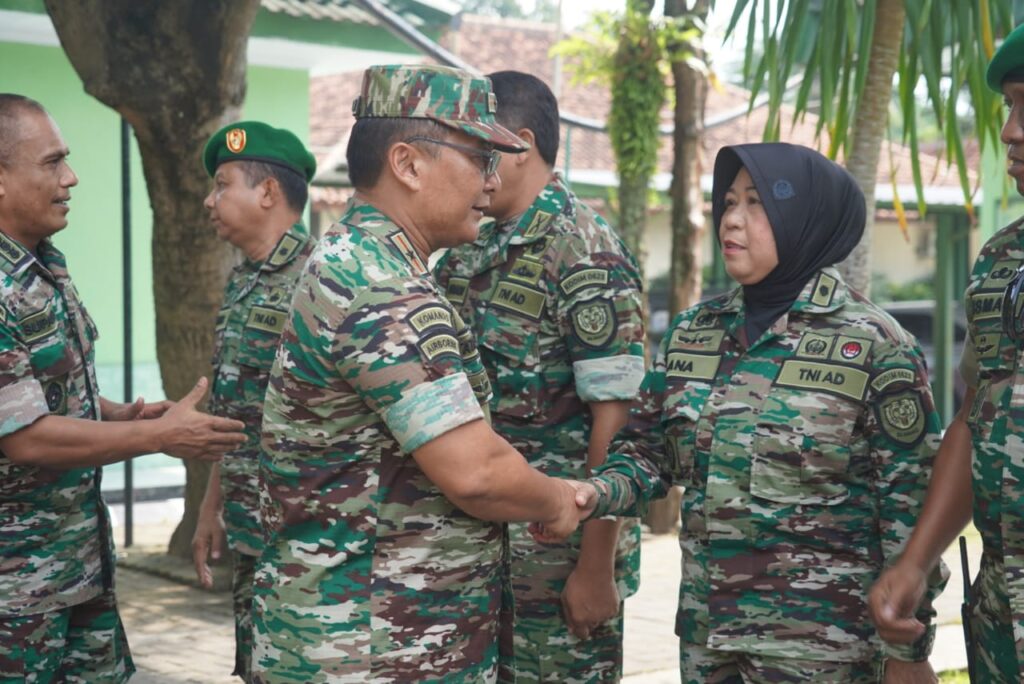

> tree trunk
[666,0,709,317]
[43,0,261,558]
[618,173,650,274]
[839,0,906,295]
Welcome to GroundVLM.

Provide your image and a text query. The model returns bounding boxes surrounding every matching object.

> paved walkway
[110,501,977,683]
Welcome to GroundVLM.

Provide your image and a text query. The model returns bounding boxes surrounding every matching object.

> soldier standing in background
[870,22,1024,681]
[191,121,317,682]
[0,94,245,682]
[251,65,595,683]
[434,71,645,683]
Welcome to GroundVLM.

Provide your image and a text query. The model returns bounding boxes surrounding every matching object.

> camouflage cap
[988,22,1024,92]
[352,64,530,153]
[203,121,316,183]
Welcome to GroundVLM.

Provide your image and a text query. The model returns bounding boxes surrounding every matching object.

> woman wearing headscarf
[579,143,948,682]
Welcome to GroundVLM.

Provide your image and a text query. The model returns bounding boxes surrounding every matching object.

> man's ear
[514,128,536,165]
[388,142,425,192]
[0,170,6,200]
[258,177,277,208]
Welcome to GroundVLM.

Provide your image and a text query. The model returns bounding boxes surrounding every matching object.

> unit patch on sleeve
[559,268,610,296]
[407,305,453,334]
[570,298,617,349]
[44,380,67,414]
[245,306,288,335]
[974,331,1002,360]
[418,333,460,362]
[876,389,926,446]
[870,367,916,393]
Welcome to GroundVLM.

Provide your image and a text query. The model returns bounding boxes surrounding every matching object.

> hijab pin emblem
[772,179,795,200]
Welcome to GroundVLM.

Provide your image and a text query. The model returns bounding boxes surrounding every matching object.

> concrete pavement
[110,500,976,683]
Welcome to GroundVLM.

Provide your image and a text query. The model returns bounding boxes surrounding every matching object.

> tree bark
[43,0,261,557]
[840,0,906,295]
[666,0,709,317]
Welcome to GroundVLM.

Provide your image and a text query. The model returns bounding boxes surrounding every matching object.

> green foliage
[723,0,1014,217]
[871,274,935,303]
[938,671,970,684]
[458,0,557,21]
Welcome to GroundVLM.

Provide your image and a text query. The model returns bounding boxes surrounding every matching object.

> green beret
[203,121,316,183]
[352,64,529,153]
[987,22,1024,92]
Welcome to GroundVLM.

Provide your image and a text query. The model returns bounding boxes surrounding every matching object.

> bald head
[0,94,48,168]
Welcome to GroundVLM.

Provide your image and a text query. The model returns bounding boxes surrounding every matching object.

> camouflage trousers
[233,552,258,683]
[499,522,625,683]
[967,553,1020,682]
[679,641,882,684]
[0,590,134,684]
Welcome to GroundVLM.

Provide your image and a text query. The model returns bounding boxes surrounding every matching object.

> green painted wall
[0,41,309,371]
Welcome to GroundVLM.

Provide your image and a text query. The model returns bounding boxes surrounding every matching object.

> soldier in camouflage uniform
[190,121,317,682]
[870,23,1024,681]
[434,71,644,683]
[0,95,245,681]
[571,144,947,682]
[251,65,596,683]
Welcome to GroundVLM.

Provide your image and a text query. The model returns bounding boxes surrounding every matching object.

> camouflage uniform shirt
[591,268,947,662]
[0,233,113,617]
[210,224,313,556]
[434,176,645,605]
[253,198,498,683]
[959,217,1024,674]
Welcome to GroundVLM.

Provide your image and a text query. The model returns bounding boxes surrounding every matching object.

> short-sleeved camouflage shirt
[0,233,113,617]
[209,225,313,557]
[434,176,645,601]
[253,198,499,683]
[592,269,947,662]
[959,217,1024,669]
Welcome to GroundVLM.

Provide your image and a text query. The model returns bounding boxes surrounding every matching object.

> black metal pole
[121,118,134,548]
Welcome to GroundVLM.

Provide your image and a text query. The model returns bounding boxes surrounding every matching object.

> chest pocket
[21,302,76,382]
[750,388,860,506]
[479,309,542,420]
[235,305,287,371]
[660,381,711,486]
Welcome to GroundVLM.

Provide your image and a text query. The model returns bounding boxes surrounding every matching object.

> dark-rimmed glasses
[404,136,501,178]
[1002,262,1024,341]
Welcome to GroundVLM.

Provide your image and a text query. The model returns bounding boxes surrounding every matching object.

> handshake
[528,479,601,543]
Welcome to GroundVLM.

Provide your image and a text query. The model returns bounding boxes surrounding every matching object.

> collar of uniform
[342,196,429,276]
[259,223,309,273]
[506,176,570,246]
[703,287,744,314]
[0,233,67,284]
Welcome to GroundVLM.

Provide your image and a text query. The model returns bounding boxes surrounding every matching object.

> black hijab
[711,143,866,343]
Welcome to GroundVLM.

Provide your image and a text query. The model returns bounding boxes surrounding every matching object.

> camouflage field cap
[988,22,1024,92]
[352,64,530,153]
[203,121,317,182]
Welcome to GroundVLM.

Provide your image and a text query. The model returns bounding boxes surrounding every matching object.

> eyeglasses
[404,136,501,178]
[1003,263,1024,342]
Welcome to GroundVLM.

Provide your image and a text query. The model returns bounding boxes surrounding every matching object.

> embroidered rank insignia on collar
[387,231,427,275]
[522,210,553,239]
[810,272,838,307]
[0,232,32,272]
[690,310,719,330]
[267,233,301,268]
[520,235,553,262]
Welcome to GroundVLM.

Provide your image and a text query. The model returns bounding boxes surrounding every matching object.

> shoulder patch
[387,231,428,275]
[445,276,470,305]
[665,351,721,380]
[560,268,610,296]
[796,332,833,359]
[418,333,460,361]
[774,359,869,402]
[408,304,453,334]
[829,336,872,366]
[871,367,917,393]
[490,281,546,320]
[44,379,67,414]
[876,389,927,446]
[507,258,545,285]
[245,306,287,335]
[570,298,617,349]
[266,233,302,268]
[810,272,838,307]
[979,260,1020,292]
[973,331,1002,360]
[20,303,58,344]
